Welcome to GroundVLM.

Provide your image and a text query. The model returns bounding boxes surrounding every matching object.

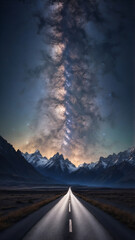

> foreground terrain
[73,187,135,230]
[0,187,135,240]
[0,187,67,231]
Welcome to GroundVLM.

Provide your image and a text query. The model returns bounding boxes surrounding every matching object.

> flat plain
[0,187,67,231]
[73,187,135,230]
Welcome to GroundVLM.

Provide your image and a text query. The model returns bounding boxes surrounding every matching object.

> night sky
[0,0,135,165]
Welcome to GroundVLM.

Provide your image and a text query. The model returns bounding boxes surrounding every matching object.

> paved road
[22,188,112,240]
[1,188,135,240]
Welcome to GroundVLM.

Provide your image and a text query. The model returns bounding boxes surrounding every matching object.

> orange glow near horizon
[12,140,96,167]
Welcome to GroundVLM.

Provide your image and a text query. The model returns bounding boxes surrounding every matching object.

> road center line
[69,219,72,232]
[69,202,71,212]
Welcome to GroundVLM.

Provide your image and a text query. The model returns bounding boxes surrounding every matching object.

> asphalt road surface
[1,188,134,240]
[22,188,132,240]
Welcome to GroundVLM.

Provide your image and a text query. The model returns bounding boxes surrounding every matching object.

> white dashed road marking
[69,219,72,232]
[69,203,71,212]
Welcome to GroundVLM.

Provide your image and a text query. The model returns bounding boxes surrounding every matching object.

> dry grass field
[73,188,135,230]
[0,188,67,231]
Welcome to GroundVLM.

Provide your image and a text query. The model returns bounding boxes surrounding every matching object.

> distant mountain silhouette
[0,136,52,186]
[22,151,76,183]
[0,135,135,187]
[22,146,135,187]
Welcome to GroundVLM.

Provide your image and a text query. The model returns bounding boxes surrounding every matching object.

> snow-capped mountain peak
[48,153,76,173]
[78,162,88,168]
[22,151,77,178]
[78,162,97,170]
[127,146,135,154]
[95,149,135,169]
[22,146,135,185]
[34,149,41,155]
[22,150,48,167]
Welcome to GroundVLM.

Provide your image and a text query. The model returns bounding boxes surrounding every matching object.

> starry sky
[0,0,135,166]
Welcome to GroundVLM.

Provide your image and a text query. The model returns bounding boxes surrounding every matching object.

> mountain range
[22,145,135,187]
[0,135,135,187]
[22,151,76,183]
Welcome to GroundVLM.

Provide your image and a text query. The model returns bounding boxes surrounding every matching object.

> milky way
[33,0,104,161]
[1,0,133,165]
[20,0,133,165]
